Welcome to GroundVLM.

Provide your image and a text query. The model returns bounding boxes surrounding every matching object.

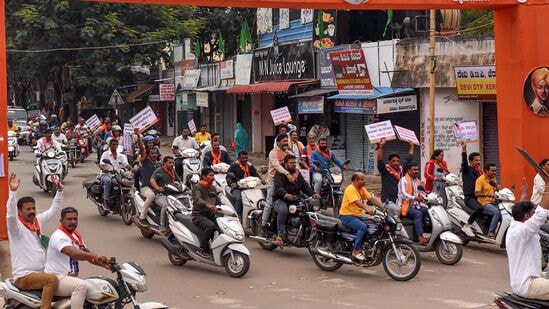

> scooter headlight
[332,173,343,184]
[47,151,55,158]
[218,218,244,241]
[289,205,298,214]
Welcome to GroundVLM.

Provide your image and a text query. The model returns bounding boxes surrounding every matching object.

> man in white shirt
[45,207,110,308]
[36,128,62,154]
[52,127,67,144]
[99,138,129,210]
[507,172,549,299]
[6,172,63,309]
[532,159,549,205]
[172,127,199,177]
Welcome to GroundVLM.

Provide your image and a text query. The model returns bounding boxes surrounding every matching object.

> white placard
[364,120,396,144]
[220,60,234,79]
[85,114,101,132]
[188,119,197,134]
[123,123,133,155]
[270,106,292,126]
[376,95,417,114]
[452,121,479,143]
[182,69,201,89]
[129,106,158,133]
[235,54,253,85]
[394,125,420,145]
[196,92,209,107]
[159,84,175,101]
[300,169,310,184]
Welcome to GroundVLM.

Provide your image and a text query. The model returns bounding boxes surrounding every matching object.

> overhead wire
[7,41,166,53]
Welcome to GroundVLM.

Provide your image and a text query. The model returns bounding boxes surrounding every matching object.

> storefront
[175,68,201,134]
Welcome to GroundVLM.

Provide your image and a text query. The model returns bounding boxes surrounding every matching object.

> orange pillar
[0,0,8,241]
[494,4,549,188]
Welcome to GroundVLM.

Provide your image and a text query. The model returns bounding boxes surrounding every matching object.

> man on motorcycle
[60,119,72,132]
[273,154,319,246]
[304,134,318,166]
[135,148,161,226]
[191,167,221,257]
[52,126,67,144]
[226,151,261,218]
[377,138,415,204]
[506,171,549,300]
[48,114,60,128]
[99,138,129,210]
[311,137,349,194]
[398,163,429,245]
[474,163,502,238]
[8,118,18,132]
[288,130,309,169]
[142,135,161,158]
[37,128,62,153]
[262,134,294,228]
[34,120,49,142]
[194,124,211,144]
[104,125,122,142]
[172,127,200,177]
[459,141,486,237]
[6,172,63,309]
[149,156,178,233]
[45,207,110,308]
[340,172,385,260]
[203,140,232,167]
[200,132,227,166]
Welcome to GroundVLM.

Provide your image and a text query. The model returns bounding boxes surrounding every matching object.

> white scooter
[7,131,20,161]
[173,146,201,189]
[239,176,268,230]
[0,258,167,309]
[212,162,231,196]
[439,173,515,248]
[33,148,64,196]
[398,191,464,265]
[160,204,251,278]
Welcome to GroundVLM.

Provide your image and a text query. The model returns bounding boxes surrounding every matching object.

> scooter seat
[337,223,351,233]
[506,293,549,307]
[400,217,415,226]
[174,212,205,237]
[14,289,65,302]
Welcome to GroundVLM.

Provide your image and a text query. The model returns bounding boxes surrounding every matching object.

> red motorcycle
[77,132,90,162]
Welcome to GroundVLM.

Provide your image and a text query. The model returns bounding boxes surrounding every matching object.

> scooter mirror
[102,159,111,164]
[172,145,179,150]
[436,168,444,173]
[417,185,426,192]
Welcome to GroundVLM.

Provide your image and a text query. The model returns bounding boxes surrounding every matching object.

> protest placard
[270,106,292,126]
[394,125,420,145]
[129,106,158,132]
[85,114,101,133]
[452,121,479,143]
[188,119,197,134]
[364,120,396,144]
[27,110,41,118]
[123,123,134,156]
[300,169,311,184]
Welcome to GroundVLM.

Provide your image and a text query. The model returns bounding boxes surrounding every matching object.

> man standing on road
[172,128,200,177]
[227,151,261,219]
[475,163,501,238]
[376,138,415,204]
[6,172,63,309]
[149,156,177,233]
[45,207,110,309]
[459,141,485,236]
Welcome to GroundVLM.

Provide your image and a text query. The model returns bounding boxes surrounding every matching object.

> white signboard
[220,60,234,79]
[452,121,479,143]
[364,120,396,144]
[182,69,201,89]
[270,106,292,126]
[159,84,175,101]
[129,106,158,132]
[85,114,101,133]
[235,54,253,85]
[196,92,209,107]
[149,94,160,102]
[28,110,41,118]
[188,119,197,134]
[300,169,310,184]
[376,95,417,114]
[394,125,420,145]
[123,123,134,155]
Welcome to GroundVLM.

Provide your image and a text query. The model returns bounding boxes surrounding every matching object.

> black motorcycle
[250,197,320,250]
[308,211,422,281]
[83,159,135,225]
[313,159,350,218]
[495,292,549,308]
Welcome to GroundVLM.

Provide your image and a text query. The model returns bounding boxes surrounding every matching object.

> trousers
[406,207,429,236]
[139,186,156,220]
[100,174,112,201]
[273,199,289,236]
[231,188,243,218]
[482,203,501,234]
[340,215,367,251]
[54,275,87,309]
[14,272,58,309]
[465,196,483,224]
[155,195,169,228]
[262,183,275,224]
[192,215,216,250]
[313,172,323,193]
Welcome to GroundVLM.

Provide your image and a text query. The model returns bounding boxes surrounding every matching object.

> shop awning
[289,88,338,99]
[327,87,414,100]
[195,85,231,92]
[125,83,158,103]
[227,80,317,94]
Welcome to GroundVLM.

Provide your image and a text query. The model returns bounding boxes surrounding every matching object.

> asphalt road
[4,147,511,308]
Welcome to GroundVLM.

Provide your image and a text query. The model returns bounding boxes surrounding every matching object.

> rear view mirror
[172,145,179,150]
[102,159,111,164]
[344,160,351,165]
[436,168,444,173]
[417,185,426,192]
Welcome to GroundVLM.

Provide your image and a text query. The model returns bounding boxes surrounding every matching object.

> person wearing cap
[99,138,129,210]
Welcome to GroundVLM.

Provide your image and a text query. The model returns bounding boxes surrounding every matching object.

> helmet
[51,115,57,119]
[39,120,47,126]
[143,135,154,143]
[112,125,122,132]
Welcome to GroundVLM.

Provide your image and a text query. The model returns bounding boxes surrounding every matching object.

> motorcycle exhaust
[316,247,353,264]
[160,238,177,255]
[249,235,269,242]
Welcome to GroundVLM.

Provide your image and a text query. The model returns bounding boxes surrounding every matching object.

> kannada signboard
[364,120,396,144]
[329,49,373,95]
[220,60,234,79]
[270,106,292,126]
[188,119,197,134]
[253,41,315,82]
[452,121,479,143]
[129,106,158,132]
[123,123,133,155]
[318,45,349,88]
[394,125,420,145]
[334,99,376,114]
[454,65,496,101]
[85,114,101,133]
[376,95,417,114]
[159,84,175,101]
[298,96,324,114]
[196,92,209,107]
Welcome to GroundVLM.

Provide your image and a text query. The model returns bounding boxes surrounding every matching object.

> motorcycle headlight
[289,205,298,214]
[47,151,55,158]
[332,174,343,184]
[218,218,244,241]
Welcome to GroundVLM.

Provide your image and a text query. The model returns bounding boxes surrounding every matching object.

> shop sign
[149,94,160,102]
[313,10,337,49]
[220,60,234,79]
[253,41,315,82]
[181,69,201,90]
[159,84,175,101]
[180,59,196,78]
[329,49,373,95]
[298,96,324,114]
[196,92,209,107]
[318,45,349,88]
[235,54,253,85]
[334,99,376,114]
[376,95,417,114]
[454,65,496,101]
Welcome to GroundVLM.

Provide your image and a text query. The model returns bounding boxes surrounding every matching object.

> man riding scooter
[202,140,232,167]
[99,138,129,210]
[474,163,502,239]
[172,128,200,177]
[377,138,415,205]
[133,147,161,226]
[459,141,486,237]
[398,163,430,245]
[34,120,49,146]
[149,156,178,233]
[310,137,349,194]
[192,167,222,258]
[226,151,261,219]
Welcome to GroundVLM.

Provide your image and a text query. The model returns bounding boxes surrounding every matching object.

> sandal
[352,252,365,261]
[274,235,284,247]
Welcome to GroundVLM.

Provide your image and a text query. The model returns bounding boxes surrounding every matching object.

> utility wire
[7,40,166,53]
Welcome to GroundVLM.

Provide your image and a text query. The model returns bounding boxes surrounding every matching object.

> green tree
[460,10,494,36]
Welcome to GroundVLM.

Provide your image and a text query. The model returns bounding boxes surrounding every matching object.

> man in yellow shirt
[7,119,19,132]
[340,172,385,260]
[475,163,501,238]
[194,124,211,144]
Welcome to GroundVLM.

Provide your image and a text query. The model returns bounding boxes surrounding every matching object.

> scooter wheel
[435,241,463,265]
[224,251,250,278]
[168,252,187,266]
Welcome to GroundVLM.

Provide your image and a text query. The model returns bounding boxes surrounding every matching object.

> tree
[459,10,494,36]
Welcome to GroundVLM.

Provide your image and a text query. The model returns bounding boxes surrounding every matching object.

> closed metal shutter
[378,109,421,171]
[482,102,500,180]
[345,114,372,172]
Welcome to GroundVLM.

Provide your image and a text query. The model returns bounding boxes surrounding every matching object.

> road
[4,147,511,309]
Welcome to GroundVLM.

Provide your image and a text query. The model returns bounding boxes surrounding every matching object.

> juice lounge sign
[253,41,315,82]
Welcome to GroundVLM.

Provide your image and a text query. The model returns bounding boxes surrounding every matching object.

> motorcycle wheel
[310,241,343,272]
[435,241,463,265]
[121,199,135,225]
[382,243,421,281]
[97,205,109,217]
[224,251,250,278]
[168,252,187,266]
[253,218,277,250]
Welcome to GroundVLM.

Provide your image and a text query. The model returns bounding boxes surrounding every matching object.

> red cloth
[424,159,449,192]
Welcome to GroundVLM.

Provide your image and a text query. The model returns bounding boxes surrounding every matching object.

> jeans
[273,199,289,236]
[175,158,183,179]
[231,188,243,218]
[14,272,58,309]
[313,172,323,193]
[139,186,156,220]
[340,215,367,251]
[155,195,169,228]
[262,182,275,224]
[482,204,501,234]
[54,275,87,309]
[192,215,216,250]
[100,174,112,201]
[465,196,483,224]
[406,207,429,236]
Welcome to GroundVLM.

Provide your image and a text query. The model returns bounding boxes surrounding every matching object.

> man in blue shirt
[310,137,348,193]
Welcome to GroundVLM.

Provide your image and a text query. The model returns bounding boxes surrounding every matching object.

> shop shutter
[482,102,500,180]
[378,109,421,170]
[345,114,368,171]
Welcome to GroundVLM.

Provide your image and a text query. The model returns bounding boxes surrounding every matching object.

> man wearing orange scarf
[192,167,221,258]
[202,140,232,167]
[150,156,177,233]
[398,164,429,245]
